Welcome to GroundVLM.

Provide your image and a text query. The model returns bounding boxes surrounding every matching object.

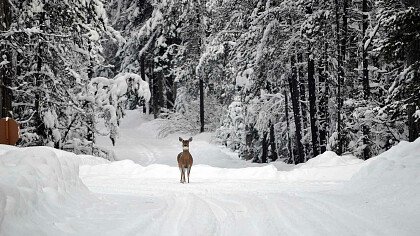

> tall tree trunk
[362,0,369,99]
[284,89,294,163]
[0,0,11,118]
[288,53,305,164]
[403,1,420,142]
[152,61,163,119]
[362,0,371,160]
[298,52,308,157]
[269,120,278,161]
[362,125,371,159]
[155,76,165,110]
[261,132,268,163]
[86,10,95,150]
[158,76,164,113]
[408,103,420,142]
[140,56,146,82]
[165,38,176,111]
[334,0,342,155]
[308,52,319,157]
[199,77,204,132]
[341,0,348,152]
[166,74,175,110]
[35,12,46,144]
[318,42,329,153]
[298,53,307,128]
[196,10,205,133]
[87,54,94,146]
[150,59,156,118]
[140,55,148,114]
[335,0,347,155]
[151,45,165,119]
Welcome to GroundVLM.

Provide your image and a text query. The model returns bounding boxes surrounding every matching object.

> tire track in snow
[77,176,406,236]
[85,111,406,236]
[292,192,404,235]
[137,193,220,236]
[176,194,220,236]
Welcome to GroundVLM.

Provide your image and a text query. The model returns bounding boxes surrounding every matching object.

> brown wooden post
[0,118,19,145]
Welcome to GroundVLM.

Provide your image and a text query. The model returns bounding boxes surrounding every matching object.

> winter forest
[1,0,420,164]
[1,0,420,235]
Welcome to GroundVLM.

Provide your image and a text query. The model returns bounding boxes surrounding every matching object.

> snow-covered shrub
[158,86,223,137]
[82,73,150,145]
[327,98,408,160]
[216,96,246,151]
[217,90,285,163]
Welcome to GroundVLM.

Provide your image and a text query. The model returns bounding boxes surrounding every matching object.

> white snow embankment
[350,138,420,188]
[0,145,107,235]
[347,138,420,205]
[80,161,279,181]
[344,139,420,235]
[80,151,365,184]
[277,151,365,182]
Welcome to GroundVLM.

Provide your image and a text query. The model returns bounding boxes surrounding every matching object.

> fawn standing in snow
[177,137,193,183]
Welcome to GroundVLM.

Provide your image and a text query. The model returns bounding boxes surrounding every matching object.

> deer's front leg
[182,168,186,183]
[187,167,191,183]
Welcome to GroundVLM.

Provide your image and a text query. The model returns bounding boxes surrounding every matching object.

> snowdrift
[80,161,279,181]
[347,138,420,199]
[82,138,420,186]
[80,150,365,182]
[0,145,107,234]
[345,139,420,234]
[277,151,365,182]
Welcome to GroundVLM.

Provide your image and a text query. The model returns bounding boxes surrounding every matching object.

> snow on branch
[364,17,382,50]
[113,72,151,103]
[84,72,151,143]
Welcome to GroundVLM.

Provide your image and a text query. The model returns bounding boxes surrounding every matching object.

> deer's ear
[179,137,183,142]
[188,137,193,142]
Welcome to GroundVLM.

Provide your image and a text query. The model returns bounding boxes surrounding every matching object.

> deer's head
[179,137,192,150]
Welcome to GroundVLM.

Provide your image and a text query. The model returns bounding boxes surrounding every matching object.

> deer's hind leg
[187,166,191,183]
[179,167,184,183]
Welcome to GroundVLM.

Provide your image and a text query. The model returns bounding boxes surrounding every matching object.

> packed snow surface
[1,110,419,235]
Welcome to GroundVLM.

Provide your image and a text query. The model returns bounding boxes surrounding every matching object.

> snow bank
[80,161,278,181]
[304,151,362,167]
[81,151,364,182]
[348,139,420,196]
[0,144,18,155]
[276,151,365,182]
[345,139,420,234]
[0,146,107,234]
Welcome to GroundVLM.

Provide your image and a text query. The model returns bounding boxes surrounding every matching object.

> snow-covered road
[62,181,397,236]
[1,110,419,235]
[75,176,408,236]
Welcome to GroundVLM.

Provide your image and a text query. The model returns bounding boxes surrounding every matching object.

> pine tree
[0,0,12,118]
[288,51,305,164]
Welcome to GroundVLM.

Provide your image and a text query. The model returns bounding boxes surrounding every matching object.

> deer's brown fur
[177,137,193,183]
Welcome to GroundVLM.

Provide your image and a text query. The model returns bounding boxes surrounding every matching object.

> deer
[177,137,193,183]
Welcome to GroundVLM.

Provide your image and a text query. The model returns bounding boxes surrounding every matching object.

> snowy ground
[1,110,419,235]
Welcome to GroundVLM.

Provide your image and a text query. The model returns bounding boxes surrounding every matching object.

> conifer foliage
[0,0,149,159]
[0,0,418,163]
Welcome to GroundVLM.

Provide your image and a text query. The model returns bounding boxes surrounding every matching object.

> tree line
[1,0,419,164]
[0,0,149,159]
